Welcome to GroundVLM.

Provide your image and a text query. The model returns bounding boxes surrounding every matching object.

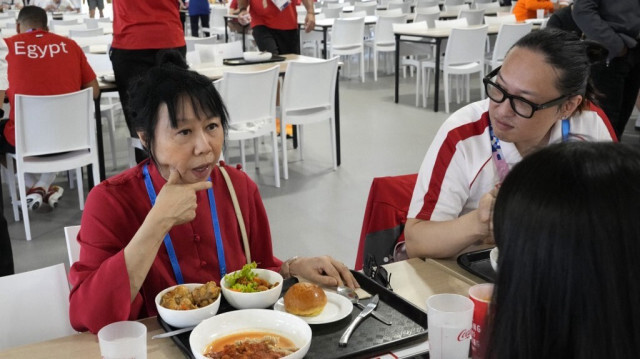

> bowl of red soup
[220,262,283,309]
[189,309,312,359]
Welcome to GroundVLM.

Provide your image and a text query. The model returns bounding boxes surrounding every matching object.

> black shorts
[251,26,300,55]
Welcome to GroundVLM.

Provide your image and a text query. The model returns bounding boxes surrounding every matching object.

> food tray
[158,270,428,359]
[223,55,286,66]
[457,248,497,283]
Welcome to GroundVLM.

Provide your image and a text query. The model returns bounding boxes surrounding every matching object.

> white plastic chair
[368,14,407,81]
[218,66,281,187]
[0,263,76,350]
[321,6,342,19]
[387,0,411,14]
[484,13,516,25]
[330,17,366,83]
[85,53,122,169]
[339,10,368,18]
[185,36,219,52]
[420,25,488,112]
[49,19,80,28]
[194,41,243,65]
[443,4,470,12]
[443,0,465,5]
[377,8,403,16]
[486,22,532,70]
[280,58,339,179]
[475,1,500,10]
[415,0,439,8]
[68,27,104,37]
[3,88,100,241]
[434,17,469,28]
[51,23,87,36]
[208,5,228,39]
[64,225,81,266]
[414,8,440,28]
[392,21,434,106]
[459,8,485,25]
[354,1,377,15]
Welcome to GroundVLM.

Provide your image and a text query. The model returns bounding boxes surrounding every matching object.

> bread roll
[283,283,327,317]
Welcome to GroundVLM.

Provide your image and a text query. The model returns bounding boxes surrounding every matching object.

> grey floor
[7,64,640,276]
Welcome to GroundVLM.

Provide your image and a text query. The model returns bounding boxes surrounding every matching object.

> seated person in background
[512,0,556,22]
[40,0,74,12]
[69,51,358,334]
[486,141,640,358]
[2,0,24,10]
[546,3,582,38]
[404,29,616,259]
[0,6,98,209]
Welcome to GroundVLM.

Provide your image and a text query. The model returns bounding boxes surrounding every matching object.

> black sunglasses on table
[364,254,393,291]
[483,66,570,119]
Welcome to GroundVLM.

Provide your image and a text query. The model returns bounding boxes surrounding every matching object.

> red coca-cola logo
[457,329,473,341]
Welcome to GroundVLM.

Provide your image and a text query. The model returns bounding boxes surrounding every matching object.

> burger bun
[283,283,327,317]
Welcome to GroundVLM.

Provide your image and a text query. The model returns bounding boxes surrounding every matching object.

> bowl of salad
[221,262,283,310]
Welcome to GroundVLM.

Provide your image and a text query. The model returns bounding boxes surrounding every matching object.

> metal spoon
[337,286,392,326]
[151,325,196,339]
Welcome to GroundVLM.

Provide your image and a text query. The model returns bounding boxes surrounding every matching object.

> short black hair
[17,6,48,29]
[127,50,229,159]
[487,141,640,358]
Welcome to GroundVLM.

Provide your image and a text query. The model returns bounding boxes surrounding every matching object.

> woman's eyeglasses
[364,255,393,291]
[483,66,569,119]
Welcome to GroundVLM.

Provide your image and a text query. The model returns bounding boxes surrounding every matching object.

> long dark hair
[127,50,229,160]
[486,141,640,359]
[509,28,608,110]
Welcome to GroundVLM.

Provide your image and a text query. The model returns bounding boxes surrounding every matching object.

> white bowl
[220,268,283,310]
[243,51,272,62]
[155,283,221,328]
[190,309,312,359]
[490,247,499,272]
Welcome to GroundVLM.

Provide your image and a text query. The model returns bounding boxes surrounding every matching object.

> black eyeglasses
[483,66,569,119]
[364,255,393,291]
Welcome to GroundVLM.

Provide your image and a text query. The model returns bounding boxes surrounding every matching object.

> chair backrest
[444,25,488,66]
[185,36,219,52]
[415,0,439,8]
[326,2,345,9]
[392,20,428,34]
[435,17,468,28]
[321,6,342,18]
[14,88,95,157]
[71,34,113,48]
[85,53,113,73]
[68,27,104,37]
[377,8,403,16]
[219,65,279,126]
[0,263,75,350]
[64,225,81,266]
[387,0,411,14]
[414,10,440,28]
[1,28,17,38]
[375,14,407,45]
[444,3,470,12]
[484,13,516,25]
[340,10,367,18]
[331,17,365,49]
[51,23,87,36]
[354,1,377,15]
[458,8,485,25]
[491,22,532,64]
[195,41,243,64]
[443,0,464,5]
[49,18,80,27]
[83,17,99,29]
[210,5,228,28]
[281,57,339,114]
[475,1,500,10]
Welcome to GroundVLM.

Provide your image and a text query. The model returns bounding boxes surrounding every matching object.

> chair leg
[373,49,378,82]
[444,71,450,114]
[5,155,19,222]
[16,172,31,241]
[298,125,304,161]
[415,64,421,107]
[281,117,289,180]
[76,168,84,210]
[360,52,365,83]
[271,131,280,188]
[330,116,337,171]
[253,137,260,171]
[239,140,246,170]
[108,110,118,169]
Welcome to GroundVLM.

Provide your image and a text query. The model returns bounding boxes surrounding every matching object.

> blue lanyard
[142,164,227,284]
[489,119,570,182]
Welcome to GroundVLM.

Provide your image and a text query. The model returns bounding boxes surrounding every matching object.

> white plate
[189,309,311,359]
[243,51,272,62]
[273,291,352,324]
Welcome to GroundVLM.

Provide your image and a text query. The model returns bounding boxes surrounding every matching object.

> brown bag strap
[218,165,251,264]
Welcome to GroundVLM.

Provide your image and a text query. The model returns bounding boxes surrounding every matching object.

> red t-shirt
[3,30,96,146]
[249,0,298,30]
[111,0,185,50]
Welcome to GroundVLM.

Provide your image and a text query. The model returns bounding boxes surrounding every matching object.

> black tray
[457,248,497,283]
[223,55,286,66]
[158,270,428,359]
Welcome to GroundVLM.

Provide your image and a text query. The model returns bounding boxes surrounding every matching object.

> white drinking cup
[536,9,545,19]
[98,321,147,359]
[427,293,474,359]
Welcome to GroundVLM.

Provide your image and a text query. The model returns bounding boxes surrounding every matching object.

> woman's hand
[289,256,359,289]
[151,168,212,229]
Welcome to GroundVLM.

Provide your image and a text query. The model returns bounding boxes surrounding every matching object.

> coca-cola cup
[426,293,474,359]
[468,283,494,359]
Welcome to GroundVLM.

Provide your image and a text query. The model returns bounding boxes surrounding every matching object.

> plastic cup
[469,283,494,359]
[427,294,474,359]
[536,9,545,19]
[98,321,147,359]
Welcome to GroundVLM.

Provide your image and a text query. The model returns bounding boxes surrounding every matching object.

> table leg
[433,39,441,113]
[394,34,400,104]
[335,68,341,166]
[242,28,246,52]
[224,17,229,43]
[323,27,328,59]
[93,96,105,186]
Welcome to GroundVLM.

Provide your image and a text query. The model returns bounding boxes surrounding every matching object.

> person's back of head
[17,5,47,31]
[487,141,640,359]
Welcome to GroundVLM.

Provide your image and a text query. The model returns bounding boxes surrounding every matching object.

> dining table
[94,54,342,182]
[0,257,487,358]
[300,15,379,59]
